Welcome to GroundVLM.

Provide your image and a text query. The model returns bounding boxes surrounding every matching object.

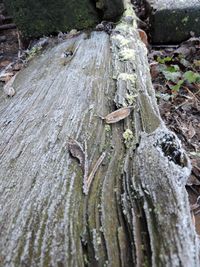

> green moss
[5,0,99,38]
[96,0,124,20]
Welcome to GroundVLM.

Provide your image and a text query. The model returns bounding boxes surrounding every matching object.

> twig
[2,16,13,21]
[17,30,23,59]
[84,152,106,195]
[83,141,89,195]
[151,44,179,49]
[0,23,16,30]
[182,85,199,101]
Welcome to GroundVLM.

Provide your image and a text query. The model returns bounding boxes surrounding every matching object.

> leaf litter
[148,37,200,233]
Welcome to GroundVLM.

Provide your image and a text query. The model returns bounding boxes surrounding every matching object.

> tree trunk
[0,1,199,266]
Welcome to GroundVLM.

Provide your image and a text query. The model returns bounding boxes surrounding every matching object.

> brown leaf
[138,29,148,47]
[188,122,196,139]
[104,106,133,124]
[150,61,159,79]
[0,72,14,82]
[3,73,17,96]
[192,165,200,180]
[67,138,85,170]
[0,60,11,68]
[191,211,196,226]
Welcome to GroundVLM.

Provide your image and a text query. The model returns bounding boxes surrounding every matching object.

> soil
[1,1,200,233]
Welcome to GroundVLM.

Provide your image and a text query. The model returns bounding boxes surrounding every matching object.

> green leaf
[157,56,173,64]
[166,65,180,72]
[162,69,181,82]
[183,70,200,83]
[171,80,184,91]
[180,58,190,67]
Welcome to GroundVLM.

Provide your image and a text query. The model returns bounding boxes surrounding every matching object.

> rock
[4,0,124,39]
[0,35,6,42]
[145,0,200,43]
[4,0,99,38]
[96,0,124,20]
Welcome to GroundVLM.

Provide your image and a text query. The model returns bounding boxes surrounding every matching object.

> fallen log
[0,1,199,266]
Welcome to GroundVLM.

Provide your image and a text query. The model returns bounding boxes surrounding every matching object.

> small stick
[0,23,16,30]
[2,16,13,21]
[83,140,89,195]
[84,152,106,195]
[151,44,179,49]
[182,85,199,101]
[17,30,23,59]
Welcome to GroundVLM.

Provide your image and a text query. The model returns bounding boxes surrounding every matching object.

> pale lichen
[92,228,102,260]
[118,73,136,85]
[182,16,189,24]
[123,129,134,148]
[119,48,135,61]
[111,35,131,48]
[125,93,137,105]
[105,124,111,133]
[122,0,138,29]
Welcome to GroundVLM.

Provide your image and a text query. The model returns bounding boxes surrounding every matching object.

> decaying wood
[0,0,199,266]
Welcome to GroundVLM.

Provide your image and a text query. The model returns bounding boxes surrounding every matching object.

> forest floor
[133,0,200,232]
[0,1,200,232]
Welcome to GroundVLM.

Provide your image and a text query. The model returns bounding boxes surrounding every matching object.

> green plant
[157,56,173,64]
[157,58,200,93]
[183,70,200,83]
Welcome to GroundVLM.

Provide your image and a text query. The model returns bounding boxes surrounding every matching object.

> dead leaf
[3,73,17,96]
[192,165,200,180]
[138,29,148,47]
[67,138,85,170]
[193,60,200,67]
[0,60,11,68]
[104,106,133,124]
[0,72,14,82]
[150,61,159,79]
[188,122,196,139]
[191,211,196,226]
[12,62,23,71]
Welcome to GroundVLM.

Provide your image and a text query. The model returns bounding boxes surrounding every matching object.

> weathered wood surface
[0,1,199,266]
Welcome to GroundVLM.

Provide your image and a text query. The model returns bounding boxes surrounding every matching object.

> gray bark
[0,1,199,266]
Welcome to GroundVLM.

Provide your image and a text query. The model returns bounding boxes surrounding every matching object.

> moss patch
[5,0,99,38]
